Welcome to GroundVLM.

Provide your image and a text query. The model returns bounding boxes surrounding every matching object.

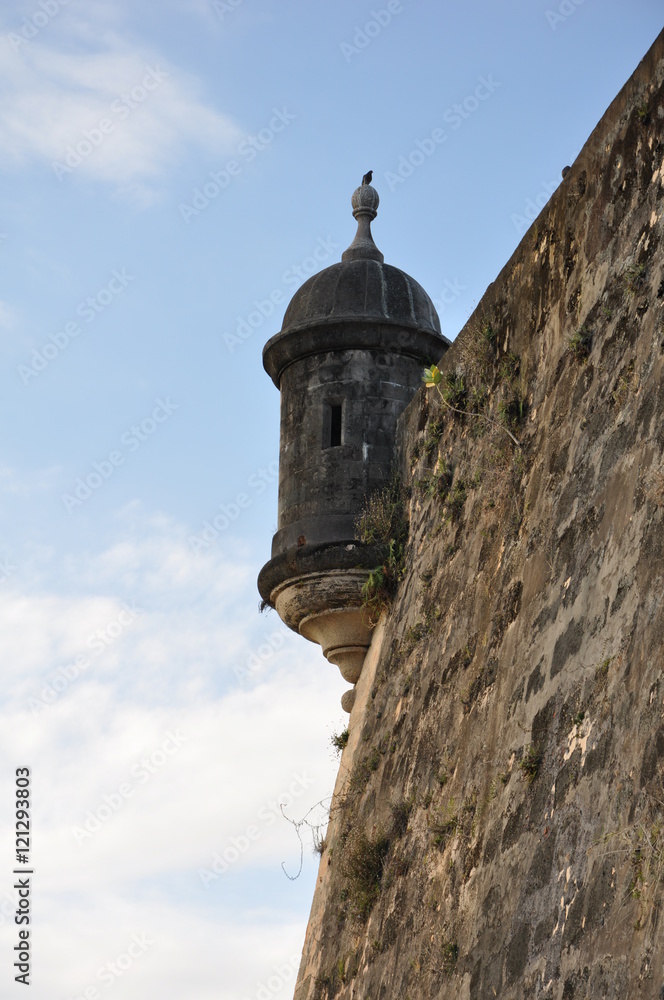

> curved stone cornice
[263,319,450,388]
[257,539,387,607]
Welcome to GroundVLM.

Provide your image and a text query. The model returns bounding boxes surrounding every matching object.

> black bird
[362,170,373,186]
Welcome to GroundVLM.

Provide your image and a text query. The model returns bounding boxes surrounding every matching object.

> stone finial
[341,178,384,264]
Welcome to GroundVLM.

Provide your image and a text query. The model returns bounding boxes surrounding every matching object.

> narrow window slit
[330,404,342,447]
[323,402,343,449]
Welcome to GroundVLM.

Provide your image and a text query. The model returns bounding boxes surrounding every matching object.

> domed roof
[280,180,441,337]
[280,258,442,337]
[263,177,448,387]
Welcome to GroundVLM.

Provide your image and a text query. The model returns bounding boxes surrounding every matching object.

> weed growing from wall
[429,802,459,849]
[440,939,459,976]
[356,477,409,622]
[518,744,543,783]
[568,325,592,361]
[331,728,349,754]
[423,363,522,448]
[390,797,415,838]
[623,262,646,296]
[338,829,391,920]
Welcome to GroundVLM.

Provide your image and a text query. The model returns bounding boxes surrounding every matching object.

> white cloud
[0,508,346,998]
[0,5,243,201]
[0,890,305,999]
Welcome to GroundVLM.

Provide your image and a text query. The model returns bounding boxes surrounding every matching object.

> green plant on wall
[423,364,522,448]
[331,728,349,754]
[429,801,459,849]
[416,456,452,501]
[440,939,459,976]
[568,325,592,361]
[518,744,543,783]
[623,262,646,295]
[338,829,391,920]
[357,477,409,621]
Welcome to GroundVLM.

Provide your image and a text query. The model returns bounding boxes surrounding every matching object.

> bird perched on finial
[362,170,373,186]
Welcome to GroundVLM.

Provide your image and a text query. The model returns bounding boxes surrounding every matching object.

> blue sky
[0,1,661,997]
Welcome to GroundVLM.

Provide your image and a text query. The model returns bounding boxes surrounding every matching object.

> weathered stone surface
[292,28,664,1000]
[258,184,450,706]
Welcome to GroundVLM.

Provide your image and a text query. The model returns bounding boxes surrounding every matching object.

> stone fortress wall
[292,28,664,1000]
